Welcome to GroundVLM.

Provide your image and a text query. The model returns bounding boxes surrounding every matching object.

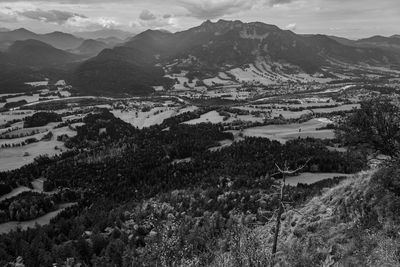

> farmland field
[183,110,225,125]
[0,125,77,171]
[242,118,335,143]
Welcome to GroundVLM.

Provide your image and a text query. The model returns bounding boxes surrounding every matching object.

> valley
[1,74,392,172]
[0,19,399,267]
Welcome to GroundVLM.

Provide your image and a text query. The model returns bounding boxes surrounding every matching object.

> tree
[336,98,400,155]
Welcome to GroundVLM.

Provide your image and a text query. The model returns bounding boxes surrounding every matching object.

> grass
[242,118,335,143]
[0,125,77,171]
[183,110,225,125]
[112,107,179,129]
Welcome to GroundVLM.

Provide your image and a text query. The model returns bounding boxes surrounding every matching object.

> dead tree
[270,159,310,266]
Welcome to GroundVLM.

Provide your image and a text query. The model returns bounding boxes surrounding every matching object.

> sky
[0,0,399,39]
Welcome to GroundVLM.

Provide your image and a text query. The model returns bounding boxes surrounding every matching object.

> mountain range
[0,20,399,96]
[0,28,128,51]
[71,20,400,95]
[0,28,125,93]
[0,28,83,50]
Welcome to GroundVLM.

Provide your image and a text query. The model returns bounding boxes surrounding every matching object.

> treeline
[0,192,55,223]
[0,136,39,149]
[0,128,42,139]
[24,112,62,128]
[3,100,27,110]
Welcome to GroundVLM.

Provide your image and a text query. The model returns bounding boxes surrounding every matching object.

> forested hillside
[0,98,398,266]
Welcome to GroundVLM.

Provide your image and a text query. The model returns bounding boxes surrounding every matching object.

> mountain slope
[277,166,400,266]
[71,52,169,95]
[96,36,124,46]
[6,39,81,67]
[71,39,110,57]
[213,164,400,266]
[327,35,356,46]
[40,31,84,50]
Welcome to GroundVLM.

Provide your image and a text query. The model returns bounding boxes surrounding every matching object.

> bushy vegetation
[336,97,400,155]
[24,112,62,128]
[0,192,55,223]
[209,97,400,267]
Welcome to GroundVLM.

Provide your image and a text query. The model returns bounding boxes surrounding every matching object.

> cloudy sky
[0,0,399,38]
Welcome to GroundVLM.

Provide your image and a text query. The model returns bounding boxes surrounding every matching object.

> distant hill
[0,58,48,94]
[329,34,400,53]
[327,35,356,46]
[0,39,79,93]
[71,39,110,57]
[72,20,400,96]
[0,28,84,50]
[354,35,400,53]
[6,39,81,67]
[0,28,37,48]
[39,31,84,50]
[71,49,169,96]
[96,36,124,46]
[73,29,134,40]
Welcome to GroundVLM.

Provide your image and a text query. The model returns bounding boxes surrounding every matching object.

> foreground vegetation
[0,96,398,266]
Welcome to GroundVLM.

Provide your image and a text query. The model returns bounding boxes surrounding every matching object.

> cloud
[178,0,257,19]
[67,16,120,30]
[285,23,296,31]
[18,9,86,24]
[139,9,156,20]
[134,8,176,30]
[133,16,174,30]
[0,11,17,22]
[269,0,296,6]
[177,0,298,19]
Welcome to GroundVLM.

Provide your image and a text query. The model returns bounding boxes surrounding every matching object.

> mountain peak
[197,19,279,34]
[201,19,213,25]
[199,19,243,28]
[134,29,172,39]
[13,28,34,34]
[48,31,67,35]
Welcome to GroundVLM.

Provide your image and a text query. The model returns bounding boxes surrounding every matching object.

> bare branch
[275,158,311,175]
